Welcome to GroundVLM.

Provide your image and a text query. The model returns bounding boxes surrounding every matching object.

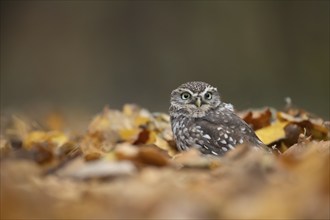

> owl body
[169,81,266,156]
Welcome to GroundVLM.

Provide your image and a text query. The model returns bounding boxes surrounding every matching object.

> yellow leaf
[256,121,288,145]
[23,130,68,149]
[146,131,157,144]
[152,133,177,157]
[122,104,139,116]
[119,128,140,141]
[134,116,150,127]
[89,114,111,132]
[47,131,68,146]
[23,131,47,149]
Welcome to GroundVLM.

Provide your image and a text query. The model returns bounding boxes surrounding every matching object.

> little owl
[169,81,268,156]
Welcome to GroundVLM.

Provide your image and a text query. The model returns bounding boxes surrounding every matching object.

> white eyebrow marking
[178,88,194,95]
[199,86,216,96]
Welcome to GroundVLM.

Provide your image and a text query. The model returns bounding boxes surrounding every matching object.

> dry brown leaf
[56,158,136,180]
[242,108,272,130]
[133,128,150,145]
[136,145,169,167]
[84,152,102,161]
[282,140,330,160]
[114,143,139,160]
[278,111,329,141]
[173,148,220,168]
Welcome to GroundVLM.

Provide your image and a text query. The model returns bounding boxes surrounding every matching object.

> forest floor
[1,104,329,219]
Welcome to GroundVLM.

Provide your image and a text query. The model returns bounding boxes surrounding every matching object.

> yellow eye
[181,92,191,100]
[204,92,212,100]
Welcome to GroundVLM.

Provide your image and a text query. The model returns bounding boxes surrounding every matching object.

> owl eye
[204,92,212,100]
[181,92,191,100]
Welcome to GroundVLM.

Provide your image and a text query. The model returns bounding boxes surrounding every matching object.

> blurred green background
[1,1,329,119]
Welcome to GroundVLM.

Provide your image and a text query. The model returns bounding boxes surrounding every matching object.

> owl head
[170,81,221,118]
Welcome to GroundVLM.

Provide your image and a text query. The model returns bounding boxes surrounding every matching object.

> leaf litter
[1,103,329,219]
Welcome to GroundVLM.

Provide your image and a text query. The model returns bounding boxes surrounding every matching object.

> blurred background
[1,1,329,119]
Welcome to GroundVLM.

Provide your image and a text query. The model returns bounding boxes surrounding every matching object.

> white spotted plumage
[169,81,269,156]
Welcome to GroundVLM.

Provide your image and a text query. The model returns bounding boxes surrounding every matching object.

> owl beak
[195,97,202,107]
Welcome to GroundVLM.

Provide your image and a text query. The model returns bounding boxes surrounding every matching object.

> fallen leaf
[173,148,219,169]
[242,108,272,130]
[58,159,136,180]
[136,145,169,167]
[84,152,102,161]
[133,128,150,145]
[119,128,141,142]
[23,130,68,150]
[255,121,288,145]
[114,143,139,160]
